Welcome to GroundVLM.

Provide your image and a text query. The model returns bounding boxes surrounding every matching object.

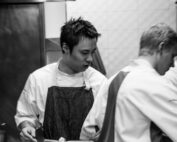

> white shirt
[80,58,177,142]
[164,59,177,87]
[15,61,107,127]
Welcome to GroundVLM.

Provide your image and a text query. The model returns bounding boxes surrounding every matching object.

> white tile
[138,0,171,11]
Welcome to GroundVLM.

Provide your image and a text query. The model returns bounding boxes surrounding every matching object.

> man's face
[67,37,97,73]
[157,44,177,75]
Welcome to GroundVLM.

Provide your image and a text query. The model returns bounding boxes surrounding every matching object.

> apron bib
[43,85,93,140]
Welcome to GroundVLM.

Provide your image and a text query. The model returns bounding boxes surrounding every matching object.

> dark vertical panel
[0,3,45,141]
[91,49,106,75]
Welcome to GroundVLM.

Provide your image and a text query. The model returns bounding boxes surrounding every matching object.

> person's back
[80,23,177,142]
[114,61,177,142]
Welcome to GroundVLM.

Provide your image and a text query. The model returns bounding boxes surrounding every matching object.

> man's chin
[84,65,89,69]
[80,65,89,72]
[75,65,89,73]
[159,69,168,75]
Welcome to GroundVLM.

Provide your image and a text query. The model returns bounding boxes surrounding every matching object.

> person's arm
[20,123,36,142]
[80,78,112,140]
[15,74,39,142]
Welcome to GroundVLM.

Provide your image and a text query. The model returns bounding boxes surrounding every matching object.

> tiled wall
[44,2,66,64]
[66,0,177,77]
[45,2,66,38]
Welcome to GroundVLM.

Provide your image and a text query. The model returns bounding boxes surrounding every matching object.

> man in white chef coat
[80,23,177,142]
[14,17,107,142]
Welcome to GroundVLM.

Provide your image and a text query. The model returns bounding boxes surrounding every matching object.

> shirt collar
[133,58,153,69]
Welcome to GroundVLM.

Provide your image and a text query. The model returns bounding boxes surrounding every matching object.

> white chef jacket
[15,61,107,127]
[164,59,177,87]
[80,58,177,142]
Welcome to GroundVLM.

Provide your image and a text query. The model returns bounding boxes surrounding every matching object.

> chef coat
[15,61,107,128]
[80,58,177,142]
[164,59,177,87]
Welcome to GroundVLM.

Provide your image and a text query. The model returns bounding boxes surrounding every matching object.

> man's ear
[158,42,165,55]
[62,43,70,54]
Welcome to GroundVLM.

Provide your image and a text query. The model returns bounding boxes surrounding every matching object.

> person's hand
[58,137,66,142]
[20,126,37,142]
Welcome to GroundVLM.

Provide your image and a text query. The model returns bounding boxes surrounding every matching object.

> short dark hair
[139,23,177,55]
[60,17,101,53]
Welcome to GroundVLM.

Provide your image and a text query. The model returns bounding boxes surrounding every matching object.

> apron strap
[97,71,129,142]
[83,72,91,90]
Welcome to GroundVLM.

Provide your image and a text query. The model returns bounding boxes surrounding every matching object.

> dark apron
[43,86,94,141]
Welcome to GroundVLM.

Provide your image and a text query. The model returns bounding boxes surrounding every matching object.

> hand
[58,137,66,142]
[20,126,37,142]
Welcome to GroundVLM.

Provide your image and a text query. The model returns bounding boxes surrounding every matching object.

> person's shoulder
[30,62,58,78]
[120,68,177,105]
[121,68,165,96]
[125,68,161,84]
[164,66,177,86]
[85,66,107,80]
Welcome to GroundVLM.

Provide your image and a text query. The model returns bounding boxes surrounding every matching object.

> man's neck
[58,58,78,75]
[138,55,157,69]
[58,58,75,75]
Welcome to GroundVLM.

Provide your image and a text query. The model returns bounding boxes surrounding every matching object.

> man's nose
[86,54,93,63]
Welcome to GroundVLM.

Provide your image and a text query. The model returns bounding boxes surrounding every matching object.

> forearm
[80,126,100,141]
[18,120,36,131]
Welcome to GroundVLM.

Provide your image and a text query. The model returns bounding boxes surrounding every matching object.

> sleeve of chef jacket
[125,71,177,142]
[15,74,39,128]
[80,75,114,140]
